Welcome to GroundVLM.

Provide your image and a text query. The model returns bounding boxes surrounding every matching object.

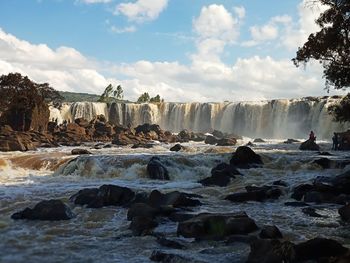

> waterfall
[50,97,349,139]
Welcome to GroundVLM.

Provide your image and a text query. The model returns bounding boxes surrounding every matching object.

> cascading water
[50,97,349,139]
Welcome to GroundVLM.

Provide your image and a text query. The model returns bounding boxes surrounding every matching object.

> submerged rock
[147,157,170,180]
[301,207,324,217]
[253,138,266,143]
[177,212,258,240]
[71,148,92,155]
[11,199,74,221]
[230,146,263,169]
[150,251,198,263]
[299,139,320,151]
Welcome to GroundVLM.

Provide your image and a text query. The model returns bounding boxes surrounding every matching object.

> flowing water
[50,97,349,139]
[1,139,350,262]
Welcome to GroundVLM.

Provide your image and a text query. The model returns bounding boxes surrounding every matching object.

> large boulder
[11,200,75,221]
[204,135,218,145]
[299,139,320,151]
[135,123,162,135]
[177,212,258,240]
[230,146,263,169]
[69,184,135,208]
[147,157,170,180]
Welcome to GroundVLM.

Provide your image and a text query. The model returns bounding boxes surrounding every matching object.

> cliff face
[2,101,50,132]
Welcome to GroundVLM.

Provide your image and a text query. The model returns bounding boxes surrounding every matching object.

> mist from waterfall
[50,97,348,139]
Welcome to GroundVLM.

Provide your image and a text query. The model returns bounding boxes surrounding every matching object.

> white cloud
[115,0,168,23]
[110,25,136,33]
[233,6,246,19]
[79,0,112,4]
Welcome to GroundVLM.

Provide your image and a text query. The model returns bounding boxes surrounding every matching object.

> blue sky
[0,0,344,101]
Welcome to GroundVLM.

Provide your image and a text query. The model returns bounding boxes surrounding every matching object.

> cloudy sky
[0,0,345,102]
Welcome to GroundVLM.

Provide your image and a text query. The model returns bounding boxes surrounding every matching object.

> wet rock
[283,138,300,144]
[230,146,263,169]
[168,212,195,222]
[247,239,295,263]
[190,132,206,142]
[177,212,258,240]
[135,123,162,135]
[302,207,323,217]
[338,204,350,221]
[71,148,92,155]
[148,190,201,208]
[129,216,158,236]
[178,129,191,142]
[156,237,185,249]
[225,186,282,202]
[216,138,237,146]
[253,138,266,143]
[212,130,224,138]
[70,185,135,208]
[284,201,309,207]
[131,143,153,149]
[199,163,240,187]
[259,225,283,239]
[303,191,339,204]
[150,251,193,263]
[299,139,320,151]
[272,180,288,187]
[74,118,90,128]
[147,157,170,180]
[204,135,218,145]
[318,151,333,156]
[313,157,331,169]
[245,141,255,147]
[225,234,258,244]
[294,238,348,262]
[127,203,159,221]
[291,184,314,201]
[170,144,185,152]
[11,199,74,221]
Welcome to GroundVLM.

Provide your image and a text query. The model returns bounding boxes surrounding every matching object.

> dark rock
[127,203,159,221]
[294,238,348,261]
[199,163,240,187]
[74,118,90,128]
[291,184,314,201]
[230,146,263,169]
[190,132,206,142]
[69,188,99,205]
[272,180,288,187]
[216,138,237,146]
[284,201,309,207]
[156,237,185,249]
[204,135,218,145]
[11,199,74,221]
[170,144,185,152]
[148,190,201,208]
[150,251,191,263]
[299,139,320,151]
[71,148,92,155]
[339,204,350,221]
[178,130,191,142]
[259,225,283,239]
[212,130,224,138]
[177,212,258,240]
[313,157,331,169]
[247,239,295,263]
[253,138,266,143]
[129,216,158,236]
[226,186,282,202]
[225,234,258,244]
[318,151,333,156]
[147,157,170,180]
[283,138,300,144]
[168,212,195,222]
[131,143,153,149]
[302,207,323,217]
[135,123,162,135]
[245,141,255,147]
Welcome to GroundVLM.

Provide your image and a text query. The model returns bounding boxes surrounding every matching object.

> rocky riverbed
[1,139,350,262]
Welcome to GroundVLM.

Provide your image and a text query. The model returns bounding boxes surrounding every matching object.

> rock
[253,138,266,143]
[156,237,185,249]
[150,251,192,263]
[190,132,206,142]
[147,157,170,180]
[11,200,74,221]
[212,130,224,138]
[168,212,195,222]
[129,216,158,236]
[69,185,135,208]
[230,146,263,169]
[299,139,320,151]
[131,143,153,149]
[259,225,283,239]
[283,138,300,144]
[127,203,159,221]
[199,163,240,187]
[71,148,92,155]
[178,130,191,142]
[148,190,201,208]
[318,151,333,156]
[339,204,350,221]
[170,144,185,152]
[284,201,309,207]
[177,212,258,240]
[216,138,237,146]
[291,184,314,201]
[313,157,332,169]
[294,238,348,261]
[247,239,295,263]
[272,180,288,187]
[225,186,282,202]
[135,123,162,135]
[204,135,218,145]
[74,118,90,128]
[302,207,323,217]
[245,141,255,147]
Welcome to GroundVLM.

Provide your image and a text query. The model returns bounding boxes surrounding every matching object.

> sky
[0,0,346,102]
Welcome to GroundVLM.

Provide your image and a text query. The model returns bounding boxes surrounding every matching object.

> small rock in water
[148,190,202,208]
[199,162,240,187]
[129,216,158,236]
[253,138,265,143]
[284,201,309,207]
[147,157,170,180]
[71,148,92,155]
[11,199,75,221]
[170,143,185,152]
[272,180,288,187]
[230,146,263,169]
[156,237,185,249]
[216,138,237,146]
[301,207,324,218]
[283,138,300,144]
[338,204,350,221]
[299,139,320,151]
[150,251,197,263]
[259,225,283,239]
[225,185,282,202]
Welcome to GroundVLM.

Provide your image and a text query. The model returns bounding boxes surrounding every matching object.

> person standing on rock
[332,133,339,150]
[309,131,316,142]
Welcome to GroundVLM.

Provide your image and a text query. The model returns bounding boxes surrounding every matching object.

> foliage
[137,92,151,103]
[59,91,101,102]
[150,94,161,103]
[98,84,124,103]
[328,93,350,122]
[0,72,62,112]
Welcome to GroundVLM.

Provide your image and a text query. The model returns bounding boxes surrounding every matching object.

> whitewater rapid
[1,140,350,262]
[49,97,349,139]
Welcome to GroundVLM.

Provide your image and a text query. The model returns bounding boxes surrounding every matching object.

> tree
[150,94,161,103]
[137,92,151,103]
[98,84,114,103]
[292,0,350,90]
[0,72,62,131]
[113,85,124,100]
[98,84,124,103]
[328,94,350,122]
